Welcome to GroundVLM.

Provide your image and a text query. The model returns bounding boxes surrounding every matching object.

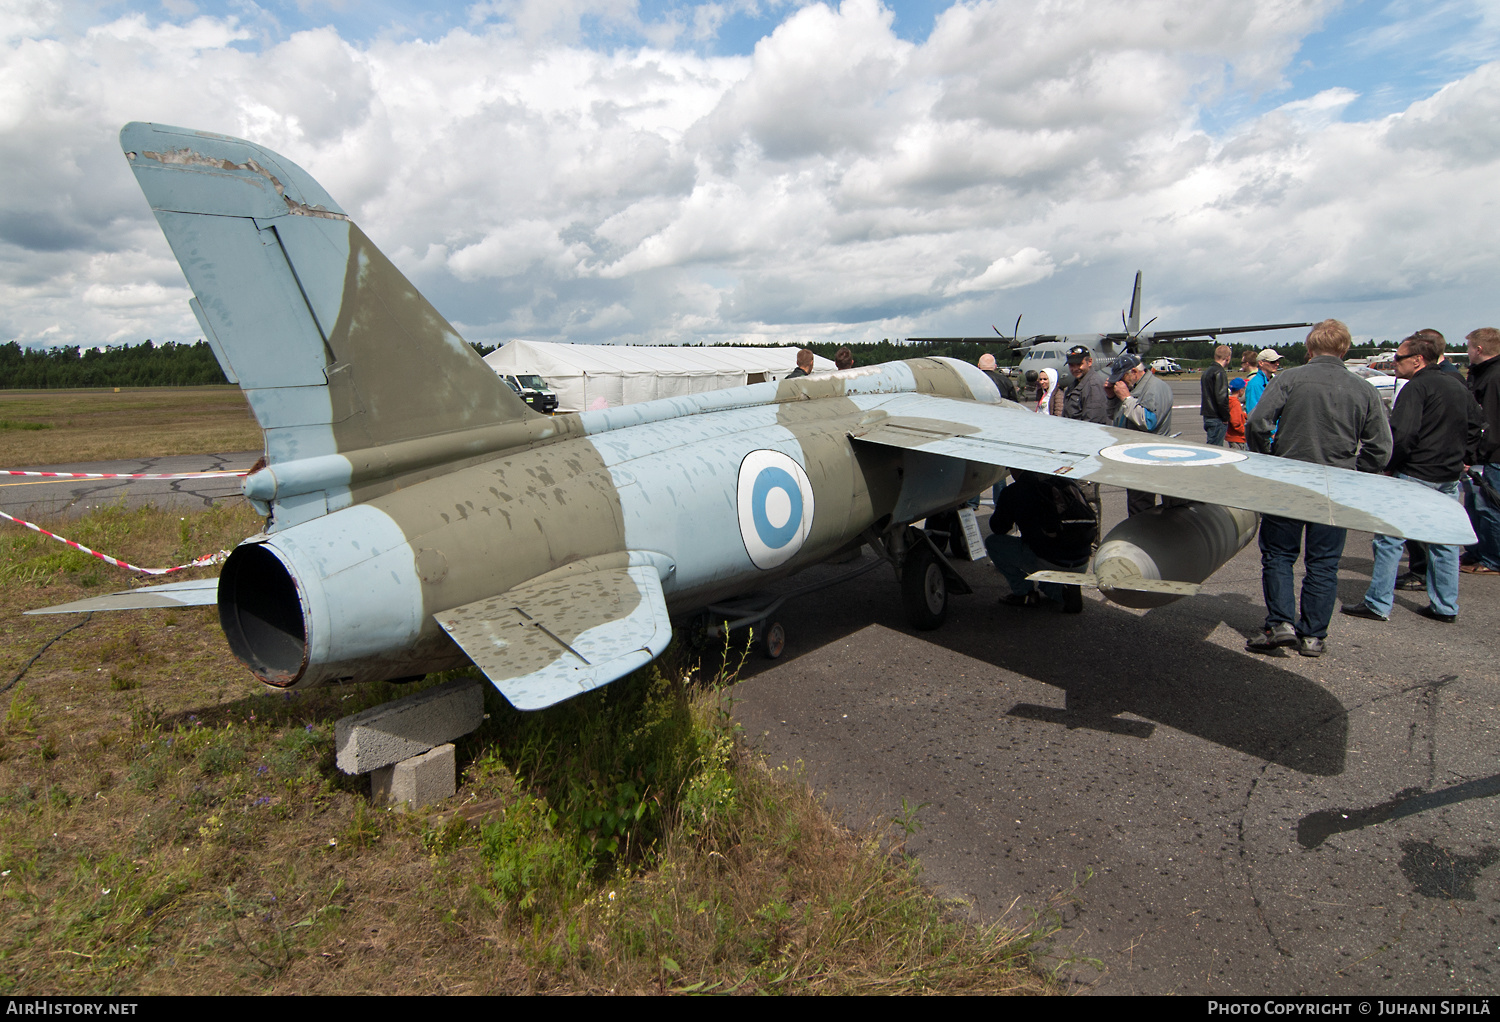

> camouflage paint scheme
[35,123,1473,712]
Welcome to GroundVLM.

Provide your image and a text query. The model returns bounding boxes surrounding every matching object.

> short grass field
[0,501,1071,995]
[0,388,260,466]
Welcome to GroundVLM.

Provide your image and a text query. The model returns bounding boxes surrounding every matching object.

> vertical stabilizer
[120,122,539,527]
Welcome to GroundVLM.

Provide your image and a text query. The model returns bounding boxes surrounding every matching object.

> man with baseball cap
[1243,348,1283,417]
[1062,345,1109,423]
[1107,352,1175,515]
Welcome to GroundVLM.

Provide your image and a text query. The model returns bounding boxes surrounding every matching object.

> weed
[339,801,381,851]
[4,684,38,735]
[890,796,931,854]
[196,735,246,776]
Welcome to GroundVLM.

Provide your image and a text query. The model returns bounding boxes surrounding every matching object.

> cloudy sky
[4,0,1498,352]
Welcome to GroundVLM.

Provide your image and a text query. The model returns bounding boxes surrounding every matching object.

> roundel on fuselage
[737,449,815,570]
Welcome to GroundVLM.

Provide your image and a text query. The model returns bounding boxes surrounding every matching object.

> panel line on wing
[535,623,592,665]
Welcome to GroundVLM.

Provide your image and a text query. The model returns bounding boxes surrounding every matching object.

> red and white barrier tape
[0,469,246,480]
[0,508,230,575]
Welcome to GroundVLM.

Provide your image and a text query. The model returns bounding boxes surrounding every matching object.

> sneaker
[1000,591,1041,608]
[1418,605,1457,623]
[1297,636,1326,658]
[1061,585,1083,615]
[1246,622,1298,653]
[1340,603,1389,622]
[1394,572,1426,591]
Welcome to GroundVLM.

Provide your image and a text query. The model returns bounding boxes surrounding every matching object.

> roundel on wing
[1098,442,1247,467]
[737,450,815,570]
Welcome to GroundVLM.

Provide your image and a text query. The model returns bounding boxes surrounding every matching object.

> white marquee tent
[483,340,837,412]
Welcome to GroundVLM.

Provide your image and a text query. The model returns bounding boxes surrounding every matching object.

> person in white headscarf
[1035,367,1061,415]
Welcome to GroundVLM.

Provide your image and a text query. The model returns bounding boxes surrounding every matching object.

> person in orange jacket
[1225,376,1248,449]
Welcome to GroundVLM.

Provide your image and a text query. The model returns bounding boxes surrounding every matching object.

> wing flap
[435,559,672,711]
[26,577,220,615]
[852,402,1476,545]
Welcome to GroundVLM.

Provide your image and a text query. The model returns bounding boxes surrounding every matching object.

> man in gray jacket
[1107,352,1175,515]
[1063,345,1109,423]
[1245,319,1391,657]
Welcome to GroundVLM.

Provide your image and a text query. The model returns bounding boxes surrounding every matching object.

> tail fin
[120,122,539,527]
[1127,270,1142,335]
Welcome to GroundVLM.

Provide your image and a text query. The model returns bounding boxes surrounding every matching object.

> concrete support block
[371,744,455,808]
[335,676,484,775]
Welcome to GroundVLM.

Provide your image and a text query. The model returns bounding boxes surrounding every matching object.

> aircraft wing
[1109,323,1312,343]
[26,577,221,615]
[434,555,672,711]
[851,396,1476,545]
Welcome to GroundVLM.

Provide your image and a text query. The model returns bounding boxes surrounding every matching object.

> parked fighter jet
[914,271,1311,381]
[31,123,1475,713]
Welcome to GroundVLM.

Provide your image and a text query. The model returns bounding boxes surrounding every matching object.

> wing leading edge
[434,553,673,711]
[851,397,1476,545]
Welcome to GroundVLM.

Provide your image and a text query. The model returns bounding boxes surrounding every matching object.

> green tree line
[0,341,230,388]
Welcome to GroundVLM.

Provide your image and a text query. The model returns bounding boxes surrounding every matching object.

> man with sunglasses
[1341,333,1482,624]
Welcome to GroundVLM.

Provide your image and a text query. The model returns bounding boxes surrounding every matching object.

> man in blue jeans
[1342,332,1484,623]
[1245,320,1391,657]
[1199,344,1232,447]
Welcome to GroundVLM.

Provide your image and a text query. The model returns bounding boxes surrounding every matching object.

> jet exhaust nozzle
[217,507,465,689]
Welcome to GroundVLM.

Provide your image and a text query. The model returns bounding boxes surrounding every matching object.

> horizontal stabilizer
[435,557,672,711]
[851,400,1476,545]
[27,577,220,615]
[1027,570,1202,597]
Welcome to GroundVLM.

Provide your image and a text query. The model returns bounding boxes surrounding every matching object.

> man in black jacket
[1342,332,1484,623]
[1199,345,1232,446]
[1464,327,1500,575]
[985,471,1094,614]
[978,352,1018,401]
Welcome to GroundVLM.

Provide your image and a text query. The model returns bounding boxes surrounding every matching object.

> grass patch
[0,387,258,465]
[0,503,1062,995]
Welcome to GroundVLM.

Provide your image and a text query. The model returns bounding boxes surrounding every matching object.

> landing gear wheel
[901,540,948,630]
[760,620,787,659]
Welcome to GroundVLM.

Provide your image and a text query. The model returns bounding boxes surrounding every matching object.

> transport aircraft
[30,123,1474,712]
[914,271,1311,381]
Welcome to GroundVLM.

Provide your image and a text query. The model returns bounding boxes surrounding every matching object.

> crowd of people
[969,322,1500,655]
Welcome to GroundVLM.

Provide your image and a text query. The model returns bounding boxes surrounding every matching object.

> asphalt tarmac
[0,452,258,521]
[12,378,1497,994]
[730,377,1500,995]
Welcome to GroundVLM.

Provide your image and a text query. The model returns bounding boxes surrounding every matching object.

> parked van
[495,370,560,414]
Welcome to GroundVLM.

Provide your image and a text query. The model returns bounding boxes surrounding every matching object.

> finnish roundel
[737,450,815,570]
[1099,442,1248,467]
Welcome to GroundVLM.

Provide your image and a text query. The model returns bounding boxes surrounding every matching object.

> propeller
[991,314,1025,349]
